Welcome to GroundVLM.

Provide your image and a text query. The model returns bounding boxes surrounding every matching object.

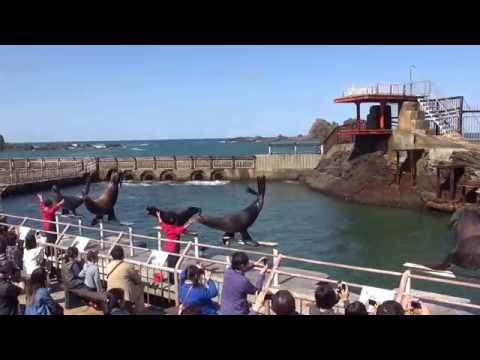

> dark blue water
[1,139,270,158]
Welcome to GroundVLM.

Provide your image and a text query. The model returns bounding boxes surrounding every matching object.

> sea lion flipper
[429,253,454,270]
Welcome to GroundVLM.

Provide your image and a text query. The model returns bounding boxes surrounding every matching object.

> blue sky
[0,45,479,142]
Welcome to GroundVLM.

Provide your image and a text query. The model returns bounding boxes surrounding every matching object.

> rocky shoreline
[300,150,425,210]
[300,146,480,212]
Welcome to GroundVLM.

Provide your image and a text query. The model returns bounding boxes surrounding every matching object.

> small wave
[122,181,153,187]
[283,180,300,184]
[93,144,106,149]
[131,147,144,151]
[170,180,230,186]
[138,143,149,147]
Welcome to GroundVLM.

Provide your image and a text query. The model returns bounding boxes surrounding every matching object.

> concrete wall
[0,154,323,185]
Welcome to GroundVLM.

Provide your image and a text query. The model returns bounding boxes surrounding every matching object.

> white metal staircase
[417,96,461,135]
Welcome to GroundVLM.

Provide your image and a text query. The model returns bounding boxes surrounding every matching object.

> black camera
[368,299,377,306]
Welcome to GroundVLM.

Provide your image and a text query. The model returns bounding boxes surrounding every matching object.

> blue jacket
[25,288,58,315]
[179,270,219,315]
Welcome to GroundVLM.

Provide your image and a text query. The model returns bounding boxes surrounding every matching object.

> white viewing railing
[0,212,479,315]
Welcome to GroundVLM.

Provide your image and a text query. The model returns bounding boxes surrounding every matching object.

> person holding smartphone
[400,295,431,315]
[178,263,219,315]
[310,281,350,315]
[220,252,268,315]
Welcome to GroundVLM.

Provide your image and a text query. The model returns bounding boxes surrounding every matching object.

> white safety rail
[1,212,480,315]
[342,81,432,97]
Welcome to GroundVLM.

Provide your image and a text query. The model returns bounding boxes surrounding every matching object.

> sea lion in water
[83,170,123,226]
[197,176,266,247]
[431,205,480,270]
[52,173,91,216]
[145,206,202,226]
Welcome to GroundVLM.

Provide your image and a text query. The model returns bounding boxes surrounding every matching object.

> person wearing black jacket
[0,262,23,315]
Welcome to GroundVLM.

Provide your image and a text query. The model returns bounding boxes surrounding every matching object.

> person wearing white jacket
[23,234,44,277]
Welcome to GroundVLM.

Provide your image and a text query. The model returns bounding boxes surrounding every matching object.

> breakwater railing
[1,212,479,314]
[0,157,97,185]
[0,153,322,184]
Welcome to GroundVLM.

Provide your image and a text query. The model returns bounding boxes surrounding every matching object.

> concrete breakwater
[0,154,322,197]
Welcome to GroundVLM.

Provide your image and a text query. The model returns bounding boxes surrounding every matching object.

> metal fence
[1,212,479,315]
[342,81,432,98]
[0,157,97,185]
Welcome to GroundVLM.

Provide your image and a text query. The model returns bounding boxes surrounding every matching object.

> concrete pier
[0,154,323,197]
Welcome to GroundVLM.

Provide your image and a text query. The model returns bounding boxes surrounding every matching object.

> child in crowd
[79,250,103,292]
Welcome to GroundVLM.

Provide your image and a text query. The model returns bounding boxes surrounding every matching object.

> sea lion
[197,176,266,246]
[431,205,480,270]
[83,170,123,226]
[145,206,202,226]
[52,173,91,216]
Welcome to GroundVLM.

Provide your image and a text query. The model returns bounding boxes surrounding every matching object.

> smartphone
[261,258,268,266]
[337,281,346,292]
[410,300,421,309]
[368,299,377,306]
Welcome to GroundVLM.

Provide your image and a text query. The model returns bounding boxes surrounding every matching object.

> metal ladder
[417,96,461,135]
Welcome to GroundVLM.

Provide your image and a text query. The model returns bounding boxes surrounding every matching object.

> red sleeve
[53,202,62,211]
[176,225,187,236]
[39,201,45,212]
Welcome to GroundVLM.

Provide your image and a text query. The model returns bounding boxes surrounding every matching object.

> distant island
[225,134,312,144]
[0,117,341,151]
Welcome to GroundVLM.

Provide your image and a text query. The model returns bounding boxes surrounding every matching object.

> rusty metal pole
[356,102,361,131]
[450,167,455,201]
[396,151,400,185]
[436,167,441,199]
[410,150,415,188]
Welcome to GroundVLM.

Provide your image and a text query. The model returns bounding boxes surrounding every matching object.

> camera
[368,299,377,306]
[337,281,346,292]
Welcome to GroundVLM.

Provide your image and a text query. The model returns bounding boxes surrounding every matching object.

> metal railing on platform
[342,81,432,98]
[1,212,479,315]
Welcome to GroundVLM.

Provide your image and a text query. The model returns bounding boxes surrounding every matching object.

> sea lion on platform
[145,206,202,226]
[52,173,91,216]
[197,176,266,247]
[83,170,123,226]
[431,205,480,270]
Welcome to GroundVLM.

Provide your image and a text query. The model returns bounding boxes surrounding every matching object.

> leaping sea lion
[431,205,480,270]
[197,176,266,247]
[52,173,91,216]
[83,170,123,226]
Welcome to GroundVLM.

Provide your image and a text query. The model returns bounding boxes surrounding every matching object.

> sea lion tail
[83,173,93,196]
[146,206,159,217]
[258,176,266,199]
